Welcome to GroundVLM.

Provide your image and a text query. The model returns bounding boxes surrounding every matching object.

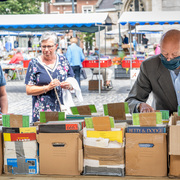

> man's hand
[139,103,155,113]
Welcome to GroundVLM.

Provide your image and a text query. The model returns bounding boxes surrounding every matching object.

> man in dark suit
[125,29,180,115]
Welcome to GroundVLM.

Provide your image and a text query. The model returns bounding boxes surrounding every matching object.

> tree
[78,32,95,55]
[0,0,50,14]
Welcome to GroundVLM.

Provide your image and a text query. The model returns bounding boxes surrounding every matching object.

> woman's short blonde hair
[70,37,78,44]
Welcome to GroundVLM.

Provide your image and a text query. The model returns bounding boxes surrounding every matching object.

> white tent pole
[129,25,132,88]
[98,25,101,94]
[135,25,137,52]
[104,28,106,55]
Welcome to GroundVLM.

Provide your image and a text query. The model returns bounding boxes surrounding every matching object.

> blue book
[126,126,166,133]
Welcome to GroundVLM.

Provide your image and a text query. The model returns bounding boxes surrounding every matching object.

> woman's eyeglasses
[41,45,55,49]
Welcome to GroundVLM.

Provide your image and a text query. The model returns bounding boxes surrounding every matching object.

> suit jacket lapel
[157,61,177,109]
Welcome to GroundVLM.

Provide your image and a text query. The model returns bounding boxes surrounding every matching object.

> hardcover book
[126,126,166,133]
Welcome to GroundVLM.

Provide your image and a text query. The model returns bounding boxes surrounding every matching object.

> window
[82,5,93,13]
[55,0,76,2]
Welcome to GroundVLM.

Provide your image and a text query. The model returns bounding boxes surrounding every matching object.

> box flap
[92,116,111,131]
[169,125,180,155]
[84,145,124,165]
[45,111,59,122]
[77,105,91,115]
[139,112,156,126]
[107,103,126,120]
[10,114,23,127]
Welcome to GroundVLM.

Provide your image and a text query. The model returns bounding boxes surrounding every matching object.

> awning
[106,28,128,35]
[0,31,63,37]
[0,13,111,33]
[118,11,180,26]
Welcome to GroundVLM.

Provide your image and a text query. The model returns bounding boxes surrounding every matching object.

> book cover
[3,133,36,141]
[126,126,166,133]
[39,124,80,133]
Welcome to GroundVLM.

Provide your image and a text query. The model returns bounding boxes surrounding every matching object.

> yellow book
[86,130,123,143]
[19,127,37,133]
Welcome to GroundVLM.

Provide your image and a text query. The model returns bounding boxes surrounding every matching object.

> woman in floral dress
[25,32,74,122]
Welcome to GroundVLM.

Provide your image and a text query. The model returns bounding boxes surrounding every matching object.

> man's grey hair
[40,32,58,44]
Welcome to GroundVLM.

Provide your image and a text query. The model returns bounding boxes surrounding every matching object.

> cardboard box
[169,155,180,177]
[126,133,167,176]
[39,133,83,175]
[4,140,39,174]
[88,80,102,91]
[169,115,180,155]
[0,133,2,175]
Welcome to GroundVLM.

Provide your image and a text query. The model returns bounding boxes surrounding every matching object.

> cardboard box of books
[83,116,125,176]
[39,133,83,175]
[126,112,167,177]
[3,129,38,174]
[38,121,83,175]
[169,114,180,155]
[168,113,180,177]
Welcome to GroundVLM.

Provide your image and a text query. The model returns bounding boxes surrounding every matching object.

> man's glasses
[41,45,55,50]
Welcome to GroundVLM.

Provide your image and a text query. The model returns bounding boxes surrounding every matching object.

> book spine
[127,127,166,133]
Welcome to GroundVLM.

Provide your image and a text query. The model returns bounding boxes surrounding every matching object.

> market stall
[118,11,180,86]
[0,13,112,93]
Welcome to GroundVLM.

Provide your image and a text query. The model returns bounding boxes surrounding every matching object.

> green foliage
[78,32,95,51]
[0,0,50,14]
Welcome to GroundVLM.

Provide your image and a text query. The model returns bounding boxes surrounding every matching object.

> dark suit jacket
[125,55,178,115]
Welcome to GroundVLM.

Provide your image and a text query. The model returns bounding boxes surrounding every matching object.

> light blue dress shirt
[0,66,6,86]
[169,70,180,105]
[66,43,85,67]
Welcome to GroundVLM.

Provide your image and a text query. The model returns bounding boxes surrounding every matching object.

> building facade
[49,0,98,14]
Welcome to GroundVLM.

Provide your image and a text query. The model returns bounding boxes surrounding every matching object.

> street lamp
[113,0,123,56]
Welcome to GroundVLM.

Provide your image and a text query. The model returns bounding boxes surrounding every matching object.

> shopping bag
[80,68,87,79]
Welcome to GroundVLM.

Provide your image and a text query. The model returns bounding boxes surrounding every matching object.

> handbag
[80,68,87,79]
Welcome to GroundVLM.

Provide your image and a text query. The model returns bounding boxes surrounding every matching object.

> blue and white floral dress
[25,54,74,122]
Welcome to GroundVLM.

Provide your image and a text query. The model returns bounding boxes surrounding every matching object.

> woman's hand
[60,81,73,90]
[47,79,61,91]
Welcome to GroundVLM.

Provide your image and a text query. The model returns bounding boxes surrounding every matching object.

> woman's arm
[26,79,73,96]
[0,86,8,113]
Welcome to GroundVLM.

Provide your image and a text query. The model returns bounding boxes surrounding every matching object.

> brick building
[49,0,98,14]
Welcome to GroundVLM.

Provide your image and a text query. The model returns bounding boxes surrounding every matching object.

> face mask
[160,54,180,70]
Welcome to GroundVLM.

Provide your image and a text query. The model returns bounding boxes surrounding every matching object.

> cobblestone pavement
[6,67,152,122]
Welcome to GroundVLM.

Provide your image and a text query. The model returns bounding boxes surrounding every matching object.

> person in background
[133,36,138,55]
[28,37,32,48]
[56,47,63,55]
[0,65,8,114]
[66,37,85,87]
[5,40,12,52]
[125,29,180,115]
[142,34,149,52]
[4,48,24,80]
[59,36,67,54]
[9,48,24,64]
[14,38,19,49]
[25,32,75,122]
[123,35,129,44]
[154,43,161,55]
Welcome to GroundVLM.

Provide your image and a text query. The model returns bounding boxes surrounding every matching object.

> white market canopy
[0,31,63,37]
[106,28,128,35]
[0,13,111,33]
[118,11,180,26]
